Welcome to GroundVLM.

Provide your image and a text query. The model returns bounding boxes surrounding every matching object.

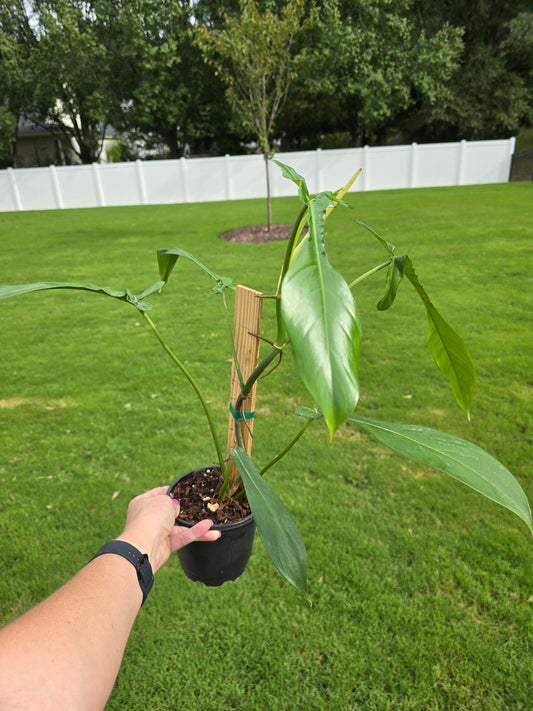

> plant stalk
[142,311,226,475]
[260,419,312,476]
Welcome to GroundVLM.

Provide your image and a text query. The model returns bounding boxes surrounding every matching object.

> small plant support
[227,285,263,483]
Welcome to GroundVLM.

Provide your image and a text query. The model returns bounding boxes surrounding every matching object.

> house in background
[15,117,119,167]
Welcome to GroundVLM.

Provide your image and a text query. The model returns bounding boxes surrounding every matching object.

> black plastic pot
[167,469,256,587]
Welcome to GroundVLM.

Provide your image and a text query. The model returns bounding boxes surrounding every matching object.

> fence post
[507,137,516,182]
[180,157,189,203]
[362,145,369,191]
[135,160,148,204]
[49,165,64,209]
[224,154,233,200]
[409,143,417,188]
[457,140,467,186]
[92,163,105,206]
[316,148,322,192]
[7,168,22,211]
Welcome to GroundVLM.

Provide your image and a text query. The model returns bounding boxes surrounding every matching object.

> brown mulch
[169,466,251,525]
[220,223,294,243]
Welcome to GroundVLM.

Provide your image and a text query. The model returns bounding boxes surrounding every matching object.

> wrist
[90,540,154,606]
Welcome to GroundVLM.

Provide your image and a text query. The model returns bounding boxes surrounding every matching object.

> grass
[1,181,532,709]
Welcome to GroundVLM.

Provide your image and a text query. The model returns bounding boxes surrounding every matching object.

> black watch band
[90,540,154,606]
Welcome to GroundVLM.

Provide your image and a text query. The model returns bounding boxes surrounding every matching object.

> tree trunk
[264,151,271,231]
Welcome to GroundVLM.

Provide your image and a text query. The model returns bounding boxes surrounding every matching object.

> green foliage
[0,164,531,592]
[409,0,533,141]
[231,446,307,592]
[111,0,229,159]
[1,186,532,707]
[280,0,464,146]
[195,0,309,157]
[348,415,532,533]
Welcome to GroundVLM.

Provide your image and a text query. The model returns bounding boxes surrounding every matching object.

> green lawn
[1,182,532,710]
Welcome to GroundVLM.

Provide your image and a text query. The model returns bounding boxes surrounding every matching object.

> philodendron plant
[1,161,531,593]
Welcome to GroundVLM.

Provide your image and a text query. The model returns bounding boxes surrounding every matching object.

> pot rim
[167,467,254,531]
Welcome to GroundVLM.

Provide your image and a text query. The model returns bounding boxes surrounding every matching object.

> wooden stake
[227,285,263,469]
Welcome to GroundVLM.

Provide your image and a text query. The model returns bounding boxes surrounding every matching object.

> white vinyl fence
[0,138,515,213]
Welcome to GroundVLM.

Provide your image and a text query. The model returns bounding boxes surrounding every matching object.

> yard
[1,182,532,709]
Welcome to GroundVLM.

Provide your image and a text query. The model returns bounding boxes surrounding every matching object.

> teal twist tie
[229,402,255,421]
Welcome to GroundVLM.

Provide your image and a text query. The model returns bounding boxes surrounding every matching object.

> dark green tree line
[0,0,531,167]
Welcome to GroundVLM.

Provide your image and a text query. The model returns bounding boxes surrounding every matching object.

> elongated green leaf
[157,248,234,293]
[377,255,406,311]
[354,219,396,255]
[404,257,475,418]
[0,282,154,311]
[272,159,310,202]
[281,194,361,438]
[349,415,533,533]
[231,447,307,592]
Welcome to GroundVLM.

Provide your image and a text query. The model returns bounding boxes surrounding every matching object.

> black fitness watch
[90,540,154,606]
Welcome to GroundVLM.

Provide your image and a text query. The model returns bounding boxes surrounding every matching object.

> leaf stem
[260,419,313,476]
[348,260,392,289]
[142,311,226,475]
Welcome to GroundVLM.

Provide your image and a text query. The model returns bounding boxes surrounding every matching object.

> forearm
[0,488,218,711]
[0,551,142,711]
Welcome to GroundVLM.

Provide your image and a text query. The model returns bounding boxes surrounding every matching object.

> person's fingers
[170,519,220,551]
[143,486,170,497]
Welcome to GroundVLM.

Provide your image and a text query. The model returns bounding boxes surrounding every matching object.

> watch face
[138,554,154,595]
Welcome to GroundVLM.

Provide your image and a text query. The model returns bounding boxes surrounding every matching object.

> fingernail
[217,531,222,539]
[173,499,180,505]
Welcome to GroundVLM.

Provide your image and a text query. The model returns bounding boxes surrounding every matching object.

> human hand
[117,487,220,573]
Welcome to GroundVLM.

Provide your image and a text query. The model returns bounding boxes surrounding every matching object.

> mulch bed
[220,223,294,243]
[170,466,251,525]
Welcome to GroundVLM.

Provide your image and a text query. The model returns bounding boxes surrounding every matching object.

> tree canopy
[0,0,531,167]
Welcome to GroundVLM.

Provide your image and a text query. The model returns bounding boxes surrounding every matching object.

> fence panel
[56,165,101,208]
[462,139,513,184]
[0,138,515,212]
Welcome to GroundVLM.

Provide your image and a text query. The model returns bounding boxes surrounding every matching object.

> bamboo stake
[227,285,263,475]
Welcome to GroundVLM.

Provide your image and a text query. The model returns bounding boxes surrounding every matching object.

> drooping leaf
[377,255,406,311]
[231,447,307,592]
[281,194,361,438]
[404,257,475,418]
[157,248,234,293]
[0,282,154,311]
[348,415,533,534]
[272,159,310,202]
[354,219,395,255]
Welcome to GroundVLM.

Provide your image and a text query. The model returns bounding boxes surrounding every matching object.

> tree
[279,0,463,148]
[21,0,129,164]
[0,1,36,167]
[111,0,232,160]
[410,0,533,141]
[195,0,310,229]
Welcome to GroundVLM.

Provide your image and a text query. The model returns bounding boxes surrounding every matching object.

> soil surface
[169,466,251,525]
[220,223,293,243]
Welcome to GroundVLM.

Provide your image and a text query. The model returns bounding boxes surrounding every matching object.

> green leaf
[0,282,154,311]
[354,219,395,255]
[230,447,307,592]
[348,415,533,534]
[294,406,323,419]
[273,159,310,202]
[404,257,475,418]
[377,255,405,311]
[281,194,362,438]
[157,248,234,293]
[137,281,165,300]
